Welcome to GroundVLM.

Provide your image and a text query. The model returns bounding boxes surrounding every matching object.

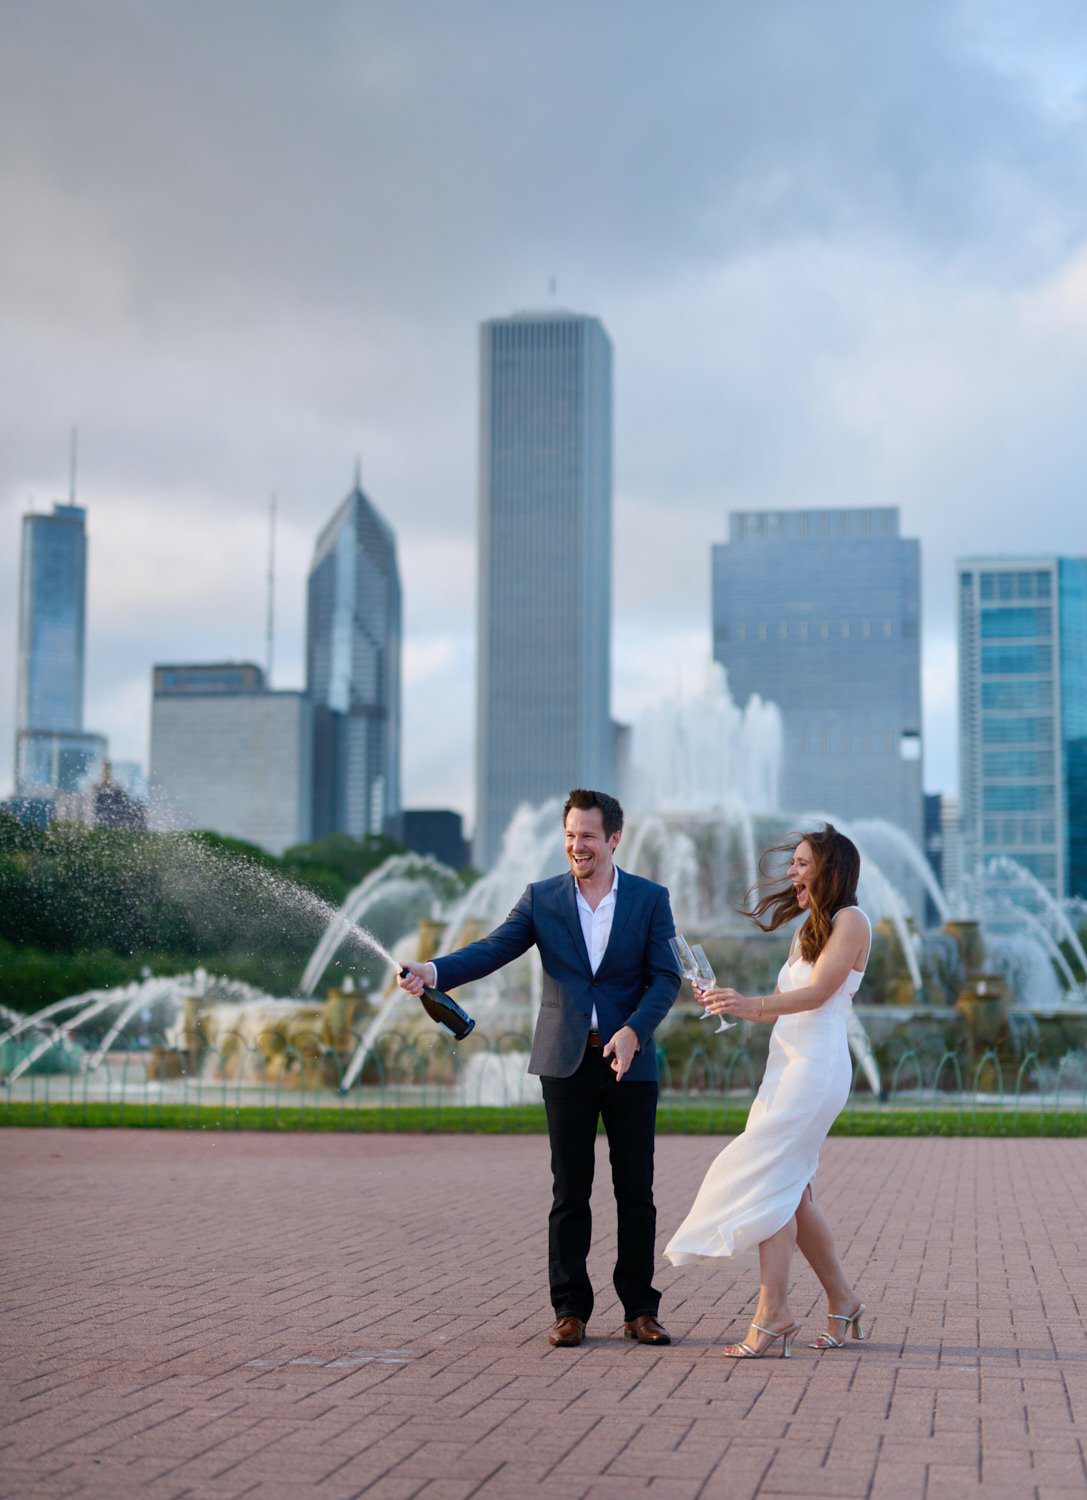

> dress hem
[664,1181,813,1268]
[664,1248,757,1266]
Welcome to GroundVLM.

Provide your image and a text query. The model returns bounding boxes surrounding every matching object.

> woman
[664,825,871,1359]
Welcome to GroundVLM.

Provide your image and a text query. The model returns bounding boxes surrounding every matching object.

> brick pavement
[2,1130,1086,1500]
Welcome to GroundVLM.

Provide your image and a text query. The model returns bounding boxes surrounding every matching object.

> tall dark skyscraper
[15,502,105,795]
[712,507,923,846]
[475,312,614,868]
[306,473,401,840]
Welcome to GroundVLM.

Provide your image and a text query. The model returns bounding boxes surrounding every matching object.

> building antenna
[549,275,557,300]
[265,493,276,684]
[69,425,78,503]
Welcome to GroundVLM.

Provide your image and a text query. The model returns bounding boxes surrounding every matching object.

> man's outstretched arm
[396,886,536,995]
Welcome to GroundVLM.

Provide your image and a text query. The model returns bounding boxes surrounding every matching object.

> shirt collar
[575,862,620,910]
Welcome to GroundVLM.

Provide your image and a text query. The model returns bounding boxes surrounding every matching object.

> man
[398,788,680,1348]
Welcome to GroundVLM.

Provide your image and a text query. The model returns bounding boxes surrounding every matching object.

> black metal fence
[3,1027,1086,1130]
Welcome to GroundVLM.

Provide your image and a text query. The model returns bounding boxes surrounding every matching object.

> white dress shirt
[576,863,619,1030]
[424,865,621,1028]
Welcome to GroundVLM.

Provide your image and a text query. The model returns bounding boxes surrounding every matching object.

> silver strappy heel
[723,1321,798,1359]
[809,1304,866,1350]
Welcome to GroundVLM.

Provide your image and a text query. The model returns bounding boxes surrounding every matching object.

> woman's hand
[701,986,763,1022]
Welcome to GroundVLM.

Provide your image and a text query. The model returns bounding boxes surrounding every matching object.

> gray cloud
[2,0,1087,816]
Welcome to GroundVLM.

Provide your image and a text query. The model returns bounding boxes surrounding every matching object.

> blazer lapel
[596,868,635,979]
[559,873,593,975]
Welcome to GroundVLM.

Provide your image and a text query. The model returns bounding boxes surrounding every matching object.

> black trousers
[540,1042,661,1323]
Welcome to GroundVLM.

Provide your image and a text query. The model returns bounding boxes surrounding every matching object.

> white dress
[664,910,871,1265]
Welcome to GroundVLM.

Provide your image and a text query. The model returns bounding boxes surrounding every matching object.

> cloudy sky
[3,0,1087,821]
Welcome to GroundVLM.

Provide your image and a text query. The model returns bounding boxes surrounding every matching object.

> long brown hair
[740,824,861,963]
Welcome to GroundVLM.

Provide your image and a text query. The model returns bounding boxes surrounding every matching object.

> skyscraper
[712,507,923,846]
[957,556,1087,901]
[149,663,312,854]
[14,502,106,795]
[475,311,614,868]
[307,474,401,840]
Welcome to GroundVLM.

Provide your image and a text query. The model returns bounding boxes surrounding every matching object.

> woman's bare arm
[700,909,870,1024]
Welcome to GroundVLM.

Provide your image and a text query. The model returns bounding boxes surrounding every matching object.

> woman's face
[788,840,816,909]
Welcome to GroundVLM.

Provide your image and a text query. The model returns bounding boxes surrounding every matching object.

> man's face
[564,806,620,882]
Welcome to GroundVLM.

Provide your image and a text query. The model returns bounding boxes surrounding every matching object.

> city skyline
[2,438,1084,835]
[3,3,1087,818]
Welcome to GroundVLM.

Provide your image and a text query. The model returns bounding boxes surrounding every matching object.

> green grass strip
[2,1099,1084,1136]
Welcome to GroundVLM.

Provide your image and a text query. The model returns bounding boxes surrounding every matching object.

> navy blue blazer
[433,868,680,1080]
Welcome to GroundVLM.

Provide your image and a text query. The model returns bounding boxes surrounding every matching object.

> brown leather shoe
[623,1314,671,1345]
[547,1315,586,1347]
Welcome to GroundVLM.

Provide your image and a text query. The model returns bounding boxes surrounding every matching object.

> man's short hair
[563,788,624,839]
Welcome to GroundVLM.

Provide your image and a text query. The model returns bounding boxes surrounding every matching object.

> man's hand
[396,962,433,997]
[603,1024,639,1082]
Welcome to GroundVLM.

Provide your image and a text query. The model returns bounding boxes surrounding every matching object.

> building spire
[353,456,362,493]
[69,425,78,504]
[266,493,276,685]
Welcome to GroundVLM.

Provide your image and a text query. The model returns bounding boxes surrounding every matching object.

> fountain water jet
[981,858,1087,987]
[299,854,458,996]
[847,819,950,926]
[625,663,783,815]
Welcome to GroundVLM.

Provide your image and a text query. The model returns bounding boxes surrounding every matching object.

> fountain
[0,970,280,1085]
[3,668,1084,1104]
[0,827,427,1091]
[302,671,935,1099]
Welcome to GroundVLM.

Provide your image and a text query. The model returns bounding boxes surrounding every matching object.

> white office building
[149,663,312,855]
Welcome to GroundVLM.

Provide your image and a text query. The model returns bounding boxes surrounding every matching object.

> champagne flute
[689,942,735,1034]
[669,935,735,1033]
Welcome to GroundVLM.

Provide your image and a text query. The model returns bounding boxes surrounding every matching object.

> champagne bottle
[401,970,475,1040]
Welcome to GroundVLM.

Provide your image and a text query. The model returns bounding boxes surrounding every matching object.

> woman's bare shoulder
[830,906,868,937]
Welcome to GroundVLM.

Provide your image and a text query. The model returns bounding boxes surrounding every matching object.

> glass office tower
[306,476,401,840]
[712,507,923,847]
[475,312,614,869]
[14,503,105,795]
[958,556,1087,900]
